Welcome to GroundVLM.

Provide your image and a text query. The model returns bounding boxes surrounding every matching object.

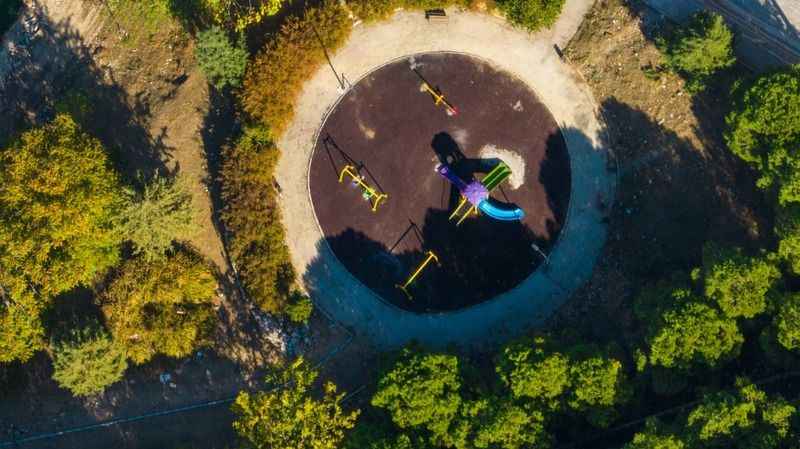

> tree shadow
[0,0,170,181]
[602,96,769,279]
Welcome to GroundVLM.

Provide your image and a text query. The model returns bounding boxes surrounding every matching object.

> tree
[118,174,198,261]
[775,204,800,274]
[101,249,218,364]
[469,397,549,449]
[623,418,687,449]
[567,350,630,428]
[371,347,463,440]
[285,291,313,324]
[0,289,45,363]
[51,324,128,396]
[0,114,125,298]
[686,380,795,449]
[496,0,566,33]
[495,336,570,409]
[701,244,780,318]
[201,0,284,31]
[657,11,735,92]
[725,65,800,204]
[647,299,743,369]
[773,292,800,352]
[196,26,248,89]
[241,1,352,136]
[221,126,295,314]
[231,358,358,449]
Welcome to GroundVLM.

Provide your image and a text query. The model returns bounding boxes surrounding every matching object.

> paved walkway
[277,5,614,349]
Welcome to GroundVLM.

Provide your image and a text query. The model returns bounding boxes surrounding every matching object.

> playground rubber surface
[309,52,570,311]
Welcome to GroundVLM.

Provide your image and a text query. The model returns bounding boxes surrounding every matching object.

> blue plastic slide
[478,199,525,221]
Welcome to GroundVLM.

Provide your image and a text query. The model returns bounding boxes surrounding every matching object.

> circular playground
[278,10,614,348]
[309,52,571,312]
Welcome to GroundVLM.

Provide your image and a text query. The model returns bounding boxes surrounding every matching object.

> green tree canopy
[725,65,800,204]
[220,126,295,314]
[657,11,736,92]
[101,249,218,364]
[0,114,125,298]
[686,380,796,449]
[118,174,198,261]
[647,298,743,369]
[0,289,45,363]
[496,0,566,33]
[232,358,359,449]
[567,350,630,428]
[623,418,687,449]
[196,26,249,89]
[51,323,128,396]
[495,336,570,409]
[773,292,800,352]
[775,204,800,274]
[371,347,463,440]
[701,244,780,318]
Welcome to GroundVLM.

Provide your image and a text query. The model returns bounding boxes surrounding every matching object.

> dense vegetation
[220,126,296,314]
[657,11,736,92]
[51,323,128,396]
[241,0,352,136]
[0,0,22,37]
[496,0,566,33]
[196,26,249,89]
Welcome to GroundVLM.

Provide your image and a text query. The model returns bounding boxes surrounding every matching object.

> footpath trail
[278,4,615,349]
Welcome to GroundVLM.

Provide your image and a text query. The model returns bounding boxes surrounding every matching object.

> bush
[196,26,249,89]
[657,11,736,92]
[232,358,359,449]
[496,0,565,33]
[725,65,800,204]
[119,174,198,261]
[220,127,295,314]
[0,114,125,299]
[286,292,313,324]
[101,249,218,364]
[776,205,800,274]
[241,0,352,136]
[51,324,128,397]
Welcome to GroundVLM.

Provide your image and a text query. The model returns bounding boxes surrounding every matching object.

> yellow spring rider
[338,165,388,212]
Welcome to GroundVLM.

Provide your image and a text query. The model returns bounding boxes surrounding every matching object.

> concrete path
[277,5,615,349]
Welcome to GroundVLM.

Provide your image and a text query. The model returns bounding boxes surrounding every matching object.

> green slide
[481,162,512,192]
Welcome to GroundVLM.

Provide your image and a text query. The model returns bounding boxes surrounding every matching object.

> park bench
[425,9,449,24]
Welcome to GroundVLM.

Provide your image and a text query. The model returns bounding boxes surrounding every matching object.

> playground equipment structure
[438,161,525,225]
[338,164,388,212]
[396,250,440,300]
[420,81,459,116]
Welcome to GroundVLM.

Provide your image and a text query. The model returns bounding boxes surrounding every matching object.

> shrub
[241,0,352,136]
[725,65,800,204]
[0,114,125,299]
[118,174,198,261]
[196,26,249,89]
[286,292,313,324]
[496,0,565,33]
[101,249,218,364]
[495,336,570,409]
[51,324,128,397]
[232,358,359,449]
[701,244,780,318]
[657,11,736,92]
[220,126,295,314]
[776,204,800,274]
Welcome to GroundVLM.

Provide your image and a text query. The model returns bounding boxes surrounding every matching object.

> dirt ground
[551,0,770,340]
[309,52,570,311]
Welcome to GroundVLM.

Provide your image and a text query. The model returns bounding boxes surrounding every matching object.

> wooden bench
[425,9,449,24]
